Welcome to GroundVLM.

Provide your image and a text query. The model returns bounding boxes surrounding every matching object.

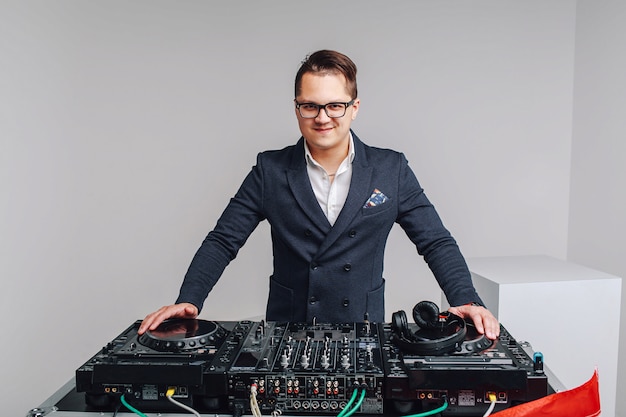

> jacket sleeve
[394,153,483,307]
[175,154,267,312]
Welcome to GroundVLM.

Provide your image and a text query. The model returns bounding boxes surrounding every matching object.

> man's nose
[315,107,331,123]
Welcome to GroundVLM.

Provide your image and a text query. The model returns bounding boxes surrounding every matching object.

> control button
[533,352,545,374]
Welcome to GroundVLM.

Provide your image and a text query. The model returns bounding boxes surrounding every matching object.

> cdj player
[74,302,550,416]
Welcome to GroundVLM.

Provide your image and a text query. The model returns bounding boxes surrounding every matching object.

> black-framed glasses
[295,99,355,118]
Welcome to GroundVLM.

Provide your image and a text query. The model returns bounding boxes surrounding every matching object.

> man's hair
[295,50,358,100]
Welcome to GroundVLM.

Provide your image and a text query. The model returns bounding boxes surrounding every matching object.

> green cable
[340,389,368,417]
[337,388,360,417]
[404,397,449,417]
[120,394,150,417]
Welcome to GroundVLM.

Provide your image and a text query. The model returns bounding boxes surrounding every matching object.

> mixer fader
[227,321,385,415]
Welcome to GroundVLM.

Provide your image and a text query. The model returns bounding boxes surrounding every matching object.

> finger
[139,304,199,335]
[138,316,153,335]
[478,312,500,340]
[486,316,501,340]
[138,306,171,334]
[471,312,486,336]
[138,314,157,335]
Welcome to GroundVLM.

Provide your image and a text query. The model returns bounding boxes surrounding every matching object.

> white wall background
[1,1,620,416]
[569,0,626,416]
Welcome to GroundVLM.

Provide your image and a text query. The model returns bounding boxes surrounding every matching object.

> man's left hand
[448,304,500,340]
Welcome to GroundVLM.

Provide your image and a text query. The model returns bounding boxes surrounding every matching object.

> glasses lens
[325,103,347,118]
[299,104,320,118]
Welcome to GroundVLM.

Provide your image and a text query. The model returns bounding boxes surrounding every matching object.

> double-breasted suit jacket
[176,132,481,323]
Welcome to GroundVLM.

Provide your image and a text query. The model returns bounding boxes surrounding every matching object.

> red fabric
[491,369,600,417]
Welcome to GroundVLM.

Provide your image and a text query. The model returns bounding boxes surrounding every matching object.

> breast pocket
[361,202,393,217]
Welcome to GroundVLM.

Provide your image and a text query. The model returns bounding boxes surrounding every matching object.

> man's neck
[306,139,350,174]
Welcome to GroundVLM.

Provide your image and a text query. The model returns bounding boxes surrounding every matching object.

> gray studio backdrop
[2,1,625,416]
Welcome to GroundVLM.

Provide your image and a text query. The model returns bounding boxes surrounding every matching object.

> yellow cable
[482,393,498,417]
[165,387,202,417]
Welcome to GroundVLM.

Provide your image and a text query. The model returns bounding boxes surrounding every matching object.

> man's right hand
[138,303,199,335]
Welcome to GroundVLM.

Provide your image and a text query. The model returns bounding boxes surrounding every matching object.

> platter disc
[138,319,226,352]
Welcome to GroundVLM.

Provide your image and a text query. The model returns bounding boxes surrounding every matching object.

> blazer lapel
[287,138,332,230]
[315,135,372,257]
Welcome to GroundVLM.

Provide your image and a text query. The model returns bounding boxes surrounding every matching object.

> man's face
[295,72,359,155]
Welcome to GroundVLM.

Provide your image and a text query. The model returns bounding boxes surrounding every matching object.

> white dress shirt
[304,135,355,226]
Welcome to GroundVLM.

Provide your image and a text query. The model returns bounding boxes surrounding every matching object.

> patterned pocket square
[363,188,389,208]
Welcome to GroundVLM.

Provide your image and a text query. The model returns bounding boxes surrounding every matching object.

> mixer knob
[280,353,289,368]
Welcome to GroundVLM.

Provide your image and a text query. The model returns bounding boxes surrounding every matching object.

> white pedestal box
[445,255,621,417]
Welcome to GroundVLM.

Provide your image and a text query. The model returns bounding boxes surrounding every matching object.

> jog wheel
[138,319,227,352]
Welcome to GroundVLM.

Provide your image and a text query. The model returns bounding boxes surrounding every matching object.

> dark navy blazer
[176,132,482,323]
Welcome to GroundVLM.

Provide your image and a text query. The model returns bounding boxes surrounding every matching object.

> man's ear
[351,98,360,120]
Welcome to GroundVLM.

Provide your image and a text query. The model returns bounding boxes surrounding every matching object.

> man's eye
[301,104,318,110]
[327,103,345,110]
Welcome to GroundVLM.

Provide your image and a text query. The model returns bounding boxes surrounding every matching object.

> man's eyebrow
[298,99,348,104]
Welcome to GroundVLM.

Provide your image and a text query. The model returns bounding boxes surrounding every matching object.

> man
[139,50,499,340]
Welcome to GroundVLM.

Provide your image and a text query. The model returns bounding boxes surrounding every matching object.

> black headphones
[391,301,467,355]
[391,301,495,355]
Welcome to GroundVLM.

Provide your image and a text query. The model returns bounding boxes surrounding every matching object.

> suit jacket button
[309,296,317,304]
[348,230,357,238]
[342,298,350,307]
[305,229,313,237]
[311,262,318,270]
[343,263,352,271]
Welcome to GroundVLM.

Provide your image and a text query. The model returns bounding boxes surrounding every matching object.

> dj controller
[73,302,549,416]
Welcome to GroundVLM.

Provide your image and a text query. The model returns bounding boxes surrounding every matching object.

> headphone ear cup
[391,304,469,355]
[391,310,412,340]
[412,300,440,329]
